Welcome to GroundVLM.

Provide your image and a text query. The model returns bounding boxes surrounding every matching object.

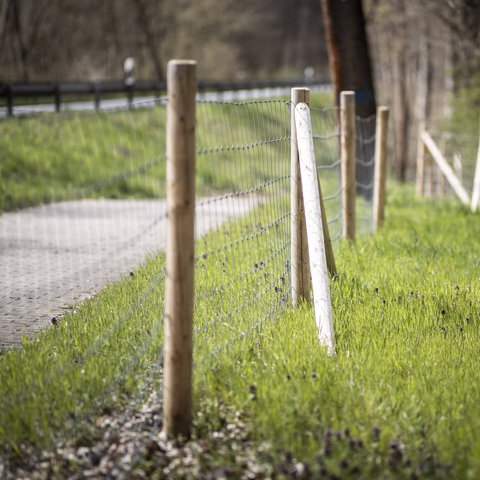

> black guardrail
[0,79,328,116]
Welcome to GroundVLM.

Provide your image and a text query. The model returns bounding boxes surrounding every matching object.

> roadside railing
[0,79,330,117]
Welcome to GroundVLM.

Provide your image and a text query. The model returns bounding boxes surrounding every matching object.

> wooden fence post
[162,59,197,439]
[471,127,480,213]
[416,122,426,198]
[373,106,389,231]
[340,91,356,241]
[319,172,337,278]
[291,88,311,306]
[295,102,335,354]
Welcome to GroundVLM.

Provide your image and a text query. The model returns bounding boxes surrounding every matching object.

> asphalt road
[0,197,258,349]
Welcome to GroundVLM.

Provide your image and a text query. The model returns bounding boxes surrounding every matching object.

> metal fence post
[6,85,13,117]
[54,85,61,112]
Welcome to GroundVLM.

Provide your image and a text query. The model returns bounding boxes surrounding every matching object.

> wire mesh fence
[0,99,170,348]
[1,87,382,445]
[417,126,480,212]
[429,131,478,197]
[1,94,379,350]
[310,106,342,243]
[356,114,376,234]
[193,100,292,366]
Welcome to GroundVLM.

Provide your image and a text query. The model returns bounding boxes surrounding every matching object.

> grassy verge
[0,106,168,211]
[0,92,333,213]
[1,184,480,479]
[0,251,166,450]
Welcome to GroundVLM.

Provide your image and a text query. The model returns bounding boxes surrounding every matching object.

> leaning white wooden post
[341,91,356,241]
[291,88,311,306]
[471,127,480,213]
[163,59,197,439]
[421,129,470,206]
[295,102,335,355]
[373,107,389,231]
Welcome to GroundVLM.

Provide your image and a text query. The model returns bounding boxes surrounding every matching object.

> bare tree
[424,0,480,91]
[2,0,53,81]
[365,0,453,181]
[132,0,165,80]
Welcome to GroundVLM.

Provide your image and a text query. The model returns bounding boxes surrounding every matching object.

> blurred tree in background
[320,0,376,118]
[365,0,480,180]
[0,0,328,82]
[0,0,479,181]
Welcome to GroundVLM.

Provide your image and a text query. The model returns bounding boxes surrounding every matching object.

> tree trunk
[133,0,164,80]
[320,0,377,196]
[394,51,410,181]
[320,0,377,118]
[11,0,29,81]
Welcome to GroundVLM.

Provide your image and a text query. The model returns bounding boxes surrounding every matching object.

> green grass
[1,183,480,479]
[2,91,480,477]
[0,253,166,450]
[191,184,480,478]
[0,92,334,213]
[0,107,168,211]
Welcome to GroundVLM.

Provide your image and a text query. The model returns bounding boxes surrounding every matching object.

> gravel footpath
[0,197,258,349]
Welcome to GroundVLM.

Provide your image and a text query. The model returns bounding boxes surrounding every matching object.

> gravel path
[0,197,257,349]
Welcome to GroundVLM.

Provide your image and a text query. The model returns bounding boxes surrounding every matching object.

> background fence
[0,62,387,440]
[416,124,480,212]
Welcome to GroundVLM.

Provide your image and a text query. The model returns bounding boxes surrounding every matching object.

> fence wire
[426,131,479,198]
[310,106,342,243]
[1,97,377,352]
[193,100,292,366]
[356,114,376,234]
[1,94,377,438]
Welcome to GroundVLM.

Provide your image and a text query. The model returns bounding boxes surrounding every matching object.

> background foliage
[1,0,480,181]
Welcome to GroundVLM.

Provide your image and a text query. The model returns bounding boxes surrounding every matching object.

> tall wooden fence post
[341,91,356,241]
[416,122,426,198]
[291,88,311,306]
[373,106,389,232]
[163,59,197,440]
[471,127,480,213]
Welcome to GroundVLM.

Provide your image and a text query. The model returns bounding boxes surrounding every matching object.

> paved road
[0,197,257,349]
